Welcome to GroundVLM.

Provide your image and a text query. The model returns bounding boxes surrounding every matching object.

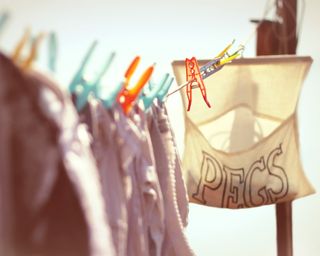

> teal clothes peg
[147,79,154,91]
[76,81,93,111]
[76,51,116,111]
[101,80,123,109]
[140,80,153,99]
[68,40,98,93]
[138,78,153,102]
[48,32,57,73]
[142,73,170,110]
[0,11,9,35]
[93,51,116,96]
[157,77,174,102]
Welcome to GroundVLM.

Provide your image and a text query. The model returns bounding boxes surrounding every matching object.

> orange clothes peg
[118,64,154,115]
[124,56,140,86]
[22,32,45,69]
[12,29,45,69]
[12,28,31,63]
[185,57,211,111]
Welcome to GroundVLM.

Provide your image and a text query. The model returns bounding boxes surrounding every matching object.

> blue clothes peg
[48,32,57,73]
[157,76,174,102]
[142,73,170,110]
[68,40,98,93]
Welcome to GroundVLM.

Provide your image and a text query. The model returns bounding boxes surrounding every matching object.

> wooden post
[255,1,297,256]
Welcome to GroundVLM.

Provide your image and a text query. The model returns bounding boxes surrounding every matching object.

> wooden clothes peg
[12,29,45,70]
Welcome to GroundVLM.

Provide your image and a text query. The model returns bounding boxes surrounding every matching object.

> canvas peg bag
[172,56,315,209]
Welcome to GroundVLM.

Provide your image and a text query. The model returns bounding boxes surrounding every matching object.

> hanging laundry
[172,55,315,209]
[72,87,194,256]
[0,53,115,256]
[148,100,194,256]
[0,21,194,256]
[81,100,129,256]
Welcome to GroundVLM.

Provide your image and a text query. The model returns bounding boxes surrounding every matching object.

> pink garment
[0,53,115,256]
[149,101,194,256]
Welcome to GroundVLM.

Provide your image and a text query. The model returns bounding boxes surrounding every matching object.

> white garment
[149,102,194,256]
[85,101,128,256]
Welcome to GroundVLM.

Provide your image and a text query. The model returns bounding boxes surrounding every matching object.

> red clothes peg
[185,57,211,111]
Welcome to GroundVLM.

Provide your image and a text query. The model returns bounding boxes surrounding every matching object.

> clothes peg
[0,11,9,35]
[75,80,94,111]
[157,77,174,102]
[101,81,124,109]
[21,32,45,69]
[117,64,154,115]
[12,28,31,63]
[216,39,235,58]
[185,57,211,111]
[93,51,116,96]
[140,77,157,101]
[124,56,140,87]
[76,51,116,111]
[200,40,243,79]
[139,64,156,99]
[12,29,45,69]
[146,79,154,92]
[48,32,58,73]
[142,73,170,110]
[100,56,140,109]
[166,40,243,103]
[69,41,98,93]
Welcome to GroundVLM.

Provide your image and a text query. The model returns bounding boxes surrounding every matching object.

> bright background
[0,0,319,255]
